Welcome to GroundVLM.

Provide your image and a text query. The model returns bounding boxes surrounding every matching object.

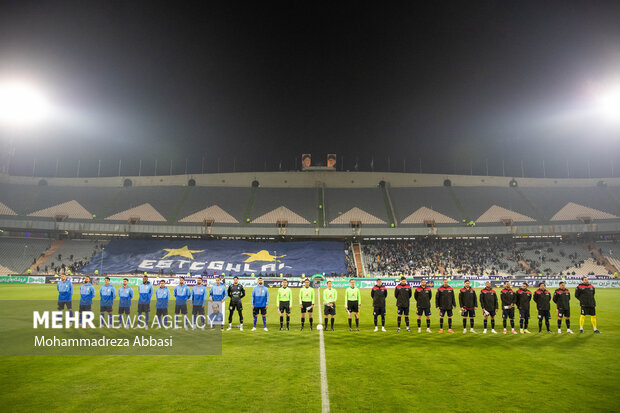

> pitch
[0,284,618,413]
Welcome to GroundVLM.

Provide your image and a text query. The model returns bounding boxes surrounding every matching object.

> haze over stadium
[1,2,620,413]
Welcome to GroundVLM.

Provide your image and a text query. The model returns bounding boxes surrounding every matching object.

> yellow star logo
[162,246,204,260]
[242,250,286,263]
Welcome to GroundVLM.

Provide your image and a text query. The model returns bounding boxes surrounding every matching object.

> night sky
[1,1,620,178]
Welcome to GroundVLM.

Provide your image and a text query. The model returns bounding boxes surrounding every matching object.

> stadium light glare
[0,80,51,129]
[594,84,620,125]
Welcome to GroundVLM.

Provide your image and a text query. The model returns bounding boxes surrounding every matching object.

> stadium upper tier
[0,172,620,236]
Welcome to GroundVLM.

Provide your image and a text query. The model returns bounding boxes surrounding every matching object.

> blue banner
[80,240,346,276]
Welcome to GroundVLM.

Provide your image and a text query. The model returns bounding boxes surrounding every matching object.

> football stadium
[2,2,620,413]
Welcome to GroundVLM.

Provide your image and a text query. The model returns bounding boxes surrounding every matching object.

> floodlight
[0,80,51,128]
[594,84,620,124]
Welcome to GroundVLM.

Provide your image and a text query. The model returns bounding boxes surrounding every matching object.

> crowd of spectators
[362,238,520,277]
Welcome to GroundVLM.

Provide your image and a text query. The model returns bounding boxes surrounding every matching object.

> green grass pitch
[0,284,618,413]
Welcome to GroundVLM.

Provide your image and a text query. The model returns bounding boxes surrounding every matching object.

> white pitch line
[317,288,330,413]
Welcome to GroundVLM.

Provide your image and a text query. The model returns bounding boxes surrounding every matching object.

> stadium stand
[451,186,539,224]
[0,237,51,274]
[176,187,250,225]
[390,187,462,225]
[519,186,619,222]
[38,239,108,274]
[325,188,388,226]
[251,188,316,225]
[362,239,520,277]
[105,203,166,222]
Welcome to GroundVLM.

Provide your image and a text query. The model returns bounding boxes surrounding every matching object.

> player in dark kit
[500,281,518,334]
[533,282,553,333]
[553,281,573,334]
[371,279,387,332]
[436,279,456,333]
[394,277,412,332]
[227,276,246,331]
[516,282,532,334]
[414,280,432,333]
[459,280,478,334]
[479,281,498,334]
[575,276,601,334]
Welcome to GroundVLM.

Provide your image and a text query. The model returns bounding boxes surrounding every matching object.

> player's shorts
[502,308,515,319]
[416,307,431,316]
[156,308,168,317]
[57,301,72,310]
[397,306,410,316]
[461,309,475,318]
[439,309,453,317]
[537,310,551,319]
[373,306,385,316]
[118,306,130,315]
[79,304,92,312]
[347,301,359,314]
[253,307,267,316]
[229,301,243,312]
[482,309,496,317]
[324,304,336,316]
[580,307,596,316]
[279,303,291,314]
[519,308,530,319]
[557,308,570,318]
[175,304,188,315]
[138,303,151,313]
[192,305,205,315]
[100,305,113,313]
[301,301,314,313]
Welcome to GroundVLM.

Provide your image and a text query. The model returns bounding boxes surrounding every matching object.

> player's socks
[579,315,585,329]
[145,313,149,325]
[440,318,444,329]
[324,317,328,327]
[469,318,474,328]
[491,319,495,329]
[520,318,524,329]
[397,316,402,328]
[381,315,385,327]
[355,318,359,328]
[309,318,313,328]
[331,318,334,329]
[426,319,430,328]
[348,319,352,328]
[510,319,514,329]
[417,319,421,328]
[566,319,570,329]
[262,316,267,328]
[463,318,467,329]
[538,319,543,332]
[448,318,452,329]
[545,319,550,332]
[253,316,257,328]
[405,318,410,328]
[374,315,378,327]
[557,319,562,329]
[591,316,597,330]
[301,318,305,327]
[524,319,529,330]
[484,319,488,329]
[280,316,283,328]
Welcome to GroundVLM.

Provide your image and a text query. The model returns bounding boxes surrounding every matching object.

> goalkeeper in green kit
[323,280,338,331]
[345,279,361,331]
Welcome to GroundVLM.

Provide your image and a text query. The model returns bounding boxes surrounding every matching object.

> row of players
[55,274,601,334]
